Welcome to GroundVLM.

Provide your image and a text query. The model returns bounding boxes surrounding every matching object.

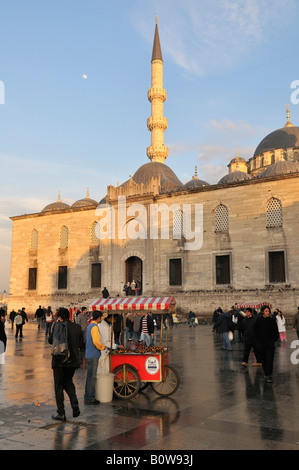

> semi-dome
[260,160,299,178]
[218,171,252,184]
[253,126,299,157]
[72,189,98,208]
[132,161,182,192]
[42,192,70,212]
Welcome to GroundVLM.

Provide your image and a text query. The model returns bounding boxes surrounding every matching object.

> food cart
[235,301,272,310]
[88,296,180,399]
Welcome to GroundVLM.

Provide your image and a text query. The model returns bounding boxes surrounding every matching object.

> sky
[1,0,299,292]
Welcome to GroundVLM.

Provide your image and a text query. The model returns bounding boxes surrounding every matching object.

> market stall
[88,296,180,399]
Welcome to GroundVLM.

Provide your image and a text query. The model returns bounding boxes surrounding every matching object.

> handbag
[228,331,233,341]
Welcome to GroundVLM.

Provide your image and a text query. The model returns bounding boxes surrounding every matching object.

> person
[76,307,89,346]
[98,314,124,372]
[254,305,279,383]
[188,311,196,327]
[130,280,136,296]
[35,305,45,329]
[102,287,109,299]
[0,312,7,364]
[9,309,16,330]
[139,311,155,346]
[292,307,299,339]
[241,308,262,366]
[15,308,28,339]
[212,308,233,351]
[48,307,84,421]
[276,309,287,342]
[84,311,106,405]
[45,306,54,337]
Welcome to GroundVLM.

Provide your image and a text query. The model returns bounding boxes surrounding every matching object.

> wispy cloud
[132,0,297,76]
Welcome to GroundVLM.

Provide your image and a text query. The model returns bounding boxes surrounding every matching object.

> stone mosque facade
[7,21,299,318]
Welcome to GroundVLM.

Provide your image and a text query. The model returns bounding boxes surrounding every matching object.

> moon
[82,74,88,80]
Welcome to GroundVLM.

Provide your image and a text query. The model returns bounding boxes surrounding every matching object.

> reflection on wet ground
[1,320,299,450]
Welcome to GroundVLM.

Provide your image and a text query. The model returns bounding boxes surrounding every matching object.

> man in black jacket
[241,308,262,366]
[254,305,279,383]
[49,308,84,421]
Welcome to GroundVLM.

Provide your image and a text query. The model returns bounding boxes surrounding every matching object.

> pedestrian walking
[212,308,234,351]
[76,307,89,346]
[48,307,84,421]
[254,305,279,383]
[0,311,7,364]
[9,309,16,330]
[241,308,262,367]
[35,305,44,329]
[15,308,28,339]
[292,307,299,338]
[84,311,106,405]
[45,306,54,337]
[276,310,287,342]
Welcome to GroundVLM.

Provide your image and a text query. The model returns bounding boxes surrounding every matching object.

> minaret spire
[284,104,294,128]
[147,18,169,164]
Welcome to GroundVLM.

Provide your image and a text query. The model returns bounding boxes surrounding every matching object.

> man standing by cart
[139,311,155,347]
[84,311,106,405]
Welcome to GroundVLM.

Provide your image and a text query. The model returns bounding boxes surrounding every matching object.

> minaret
[284,104,294,128]
[146,17,169,164]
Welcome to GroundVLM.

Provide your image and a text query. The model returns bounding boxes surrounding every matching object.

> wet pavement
[1,319,299,452]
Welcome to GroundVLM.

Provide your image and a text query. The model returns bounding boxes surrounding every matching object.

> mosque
[7,20,299,318]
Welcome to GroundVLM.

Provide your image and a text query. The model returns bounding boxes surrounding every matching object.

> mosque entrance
[125,256,143,294]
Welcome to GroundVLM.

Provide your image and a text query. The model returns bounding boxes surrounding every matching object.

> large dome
[42,201,71,213]
[260,160,299,178]
[132,162,182,192]
[72,190,98,208]
[253,126,299,157]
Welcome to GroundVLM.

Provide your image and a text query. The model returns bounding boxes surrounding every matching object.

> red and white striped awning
[89,296,176,312]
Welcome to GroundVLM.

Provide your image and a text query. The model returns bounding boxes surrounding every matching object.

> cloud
[132,0,297,76]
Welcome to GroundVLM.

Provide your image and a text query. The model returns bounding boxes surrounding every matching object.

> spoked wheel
[151,365,180,397]
[113,365,141,399]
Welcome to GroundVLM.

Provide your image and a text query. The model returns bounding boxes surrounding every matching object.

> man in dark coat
[49,308,84,421]
[241,308,262,366]
[0,311,7,356]
[254,305,279,383]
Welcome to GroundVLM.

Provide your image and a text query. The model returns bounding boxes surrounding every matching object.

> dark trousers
[242,341,261,363]
[258,342,275,377]
[53,367,79,415]
[15,324,23,338]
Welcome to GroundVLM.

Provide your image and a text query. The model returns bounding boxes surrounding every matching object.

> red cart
[89,296,180,399]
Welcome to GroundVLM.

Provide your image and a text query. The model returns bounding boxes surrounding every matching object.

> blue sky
[1,0,299,292]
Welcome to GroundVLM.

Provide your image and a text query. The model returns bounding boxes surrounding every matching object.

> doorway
[125,256,143,294]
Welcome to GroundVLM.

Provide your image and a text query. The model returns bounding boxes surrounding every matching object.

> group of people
[8,307,29,338]
[123,280,142,296]
[212,304,281,383]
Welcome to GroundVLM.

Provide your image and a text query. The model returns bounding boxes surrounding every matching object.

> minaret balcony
[147,116,168,131]
[148,87,167,102]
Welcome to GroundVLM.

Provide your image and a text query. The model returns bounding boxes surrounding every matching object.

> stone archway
[125,256,143,294]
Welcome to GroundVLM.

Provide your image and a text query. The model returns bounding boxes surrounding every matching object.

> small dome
[132,162,182,192]
[72,189,98,208]
[260,160,299,178]
[218,171,252,184]
[42,191,70,212]
[182,166,209,189]
[253,126,299,157]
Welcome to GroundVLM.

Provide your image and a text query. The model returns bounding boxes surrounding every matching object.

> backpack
[15,314,23,325]
[51,321,70,363]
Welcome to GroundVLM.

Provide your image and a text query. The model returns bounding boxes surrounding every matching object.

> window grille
[30,229,38,250]
[266,198,282,228]
[90,222,98,245]
[173,210,183,239]
[60,226,68,248]
[215,204,229,232]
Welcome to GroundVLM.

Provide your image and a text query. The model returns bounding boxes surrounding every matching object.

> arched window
[59,226,68,248]
[30,229,38,250]
[90,221,98,245]
[173,209,184,239]
[215,204,229,232]
[266,198,282,228]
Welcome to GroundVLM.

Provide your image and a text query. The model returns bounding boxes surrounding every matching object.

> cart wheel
[113,365,141,399]
[151,365,180,397]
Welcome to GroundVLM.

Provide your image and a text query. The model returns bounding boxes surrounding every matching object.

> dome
[218,171,252,184]
[253,126,299,157]
[72,190,98,208]
[42,201,71,212]
[182,166,209,189]
[132,162,182,192]
[260,160,299,178]
[42,191,71,212]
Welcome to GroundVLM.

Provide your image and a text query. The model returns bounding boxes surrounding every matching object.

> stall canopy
[89,296,176,312]
[235,301,272,309]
